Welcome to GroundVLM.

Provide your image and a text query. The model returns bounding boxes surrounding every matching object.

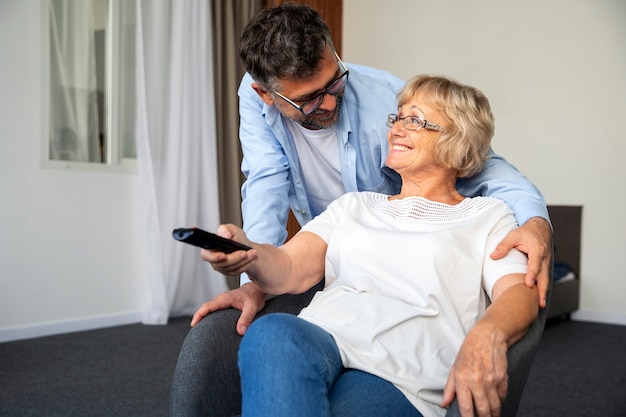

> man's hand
[190,282,267,336]
[441,326,509,417]
[490,217,552,308]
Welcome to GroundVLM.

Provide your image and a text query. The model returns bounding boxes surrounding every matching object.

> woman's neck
[391,172,464,205]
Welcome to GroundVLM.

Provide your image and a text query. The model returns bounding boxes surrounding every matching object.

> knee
[180,309,242,361]
[239,313,300,365]
[240,313,291,350]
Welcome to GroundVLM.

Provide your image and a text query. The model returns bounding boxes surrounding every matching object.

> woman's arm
[441,273,539,417]
[202,224,327,296]
[246,231,327,295]
[458,150,552,307]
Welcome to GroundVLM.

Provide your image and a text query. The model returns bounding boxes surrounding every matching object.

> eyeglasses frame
[386,114,443,131]
[271,52,349,116]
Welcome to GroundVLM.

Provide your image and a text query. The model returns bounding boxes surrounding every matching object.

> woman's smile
[391,142,412,152]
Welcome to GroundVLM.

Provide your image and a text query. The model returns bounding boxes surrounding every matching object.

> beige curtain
[211,0,261,289]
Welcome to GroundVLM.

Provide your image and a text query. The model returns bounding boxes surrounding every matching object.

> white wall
[0,1,148,341]
[344,0,626,324]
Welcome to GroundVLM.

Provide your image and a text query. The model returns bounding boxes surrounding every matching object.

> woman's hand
[442,275,538,416]
[441,326,509,417]
[200,224,258,276]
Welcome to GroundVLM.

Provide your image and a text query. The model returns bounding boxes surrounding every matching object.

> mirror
[46,0,136,165]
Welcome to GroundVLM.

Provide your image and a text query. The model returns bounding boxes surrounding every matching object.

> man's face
[294,92,344,130]
[255,46,346,130]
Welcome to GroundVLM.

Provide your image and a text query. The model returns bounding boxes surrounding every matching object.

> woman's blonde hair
[397,75,494,178]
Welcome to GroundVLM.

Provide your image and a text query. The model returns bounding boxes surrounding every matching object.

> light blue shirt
[237,64,548,284]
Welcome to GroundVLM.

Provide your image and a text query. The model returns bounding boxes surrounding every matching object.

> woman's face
[385,95,445,177]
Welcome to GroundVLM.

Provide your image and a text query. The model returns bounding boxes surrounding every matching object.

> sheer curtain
[136,0,228,324]
[49,0,101,162]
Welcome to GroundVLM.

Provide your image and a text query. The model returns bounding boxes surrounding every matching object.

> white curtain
[49,0,101,162]
[136,0,228,324]
[117,0,138,159]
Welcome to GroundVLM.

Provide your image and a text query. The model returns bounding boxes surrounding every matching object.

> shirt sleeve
[456,149,550,226]
[238,74,293,285]
[300,193,355,243]
[482,204,529,298]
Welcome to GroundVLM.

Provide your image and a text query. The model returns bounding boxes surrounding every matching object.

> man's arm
[238,74,295,282]
[456,149,549,225]
[188,76,298,336]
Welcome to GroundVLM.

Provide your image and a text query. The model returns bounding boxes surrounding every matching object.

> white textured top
[299,192,528,417]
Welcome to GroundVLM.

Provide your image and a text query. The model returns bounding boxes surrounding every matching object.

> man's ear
[251,83,275,106]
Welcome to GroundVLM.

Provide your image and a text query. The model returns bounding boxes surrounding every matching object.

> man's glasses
[386,114,442,131]
[272,52,349,116]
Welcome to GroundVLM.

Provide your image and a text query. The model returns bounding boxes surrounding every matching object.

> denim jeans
[238,314,424,417]
[170,282,324,417]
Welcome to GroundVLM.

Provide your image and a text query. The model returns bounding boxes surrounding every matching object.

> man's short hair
[239,3,335,91]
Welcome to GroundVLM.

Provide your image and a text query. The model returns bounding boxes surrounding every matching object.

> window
[44,0,136,171]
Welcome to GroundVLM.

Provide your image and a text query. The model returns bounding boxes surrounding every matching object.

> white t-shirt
[287,120,344,217]
[298,192,528,417]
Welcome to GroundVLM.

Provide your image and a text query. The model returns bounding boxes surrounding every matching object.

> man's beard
[297,94,344,130]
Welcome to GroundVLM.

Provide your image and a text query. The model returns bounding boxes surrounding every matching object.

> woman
[199,75,539,417]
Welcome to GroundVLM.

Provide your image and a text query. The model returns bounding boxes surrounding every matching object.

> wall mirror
[44,0,136,169]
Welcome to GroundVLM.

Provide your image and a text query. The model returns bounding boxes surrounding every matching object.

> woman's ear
[251,83,275,106]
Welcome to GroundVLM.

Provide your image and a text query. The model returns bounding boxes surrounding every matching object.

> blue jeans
[170,283,324,417]
[238,313,424,417]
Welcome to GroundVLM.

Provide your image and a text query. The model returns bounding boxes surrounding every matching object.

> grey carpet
[517,318,626,417]
[0,316,191,417]
[1,316,625,416]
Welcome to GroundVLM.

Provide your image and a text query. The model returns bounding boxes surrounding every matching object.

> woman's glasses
[386,114,442,131]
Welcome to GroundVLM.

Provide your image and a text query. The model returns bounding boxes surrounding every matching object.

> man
[170,4,552,417]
